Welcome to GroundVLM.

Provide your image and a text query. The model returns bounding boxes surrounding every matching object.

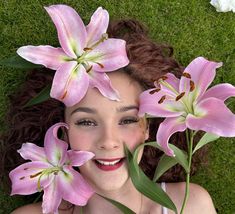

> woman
[1,19,216,213]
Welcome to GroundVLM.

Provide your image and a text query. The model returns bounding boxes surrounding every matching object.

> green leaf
[0,55,43,69]
[193,132,219,154]
[132,142,162,176]
[125,145,178,214]
[153,154,178,182]
[99,194,135,214]
[24,85,51,107]
[135,142,189,173]
[168,144,189,173]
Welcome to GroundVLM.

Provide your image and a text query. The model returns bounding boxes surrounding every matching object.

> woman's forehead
[66,72,142,113]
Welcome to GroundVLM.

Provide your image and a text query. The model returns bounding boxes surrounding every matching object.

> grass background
[0,0,235,213]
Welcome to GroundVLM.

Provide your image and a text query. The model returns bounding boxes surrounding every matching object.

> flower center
[151,73,196,115]
[27,166,62,191]
[60,34,108,100]
[77,33,108,67]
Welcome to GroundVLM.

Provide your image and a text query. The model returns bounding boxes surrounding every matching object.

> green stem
[33,192,43,203]
[80,206,83,214]
[180,130,194,214]
[185,129,190,152]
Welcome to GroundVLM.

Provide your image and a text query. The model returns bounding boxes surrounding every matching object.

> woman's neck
[80,178,143,214]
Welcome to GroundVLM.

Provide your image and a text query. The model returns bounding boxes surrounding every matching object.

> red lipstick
[93,158,125,171]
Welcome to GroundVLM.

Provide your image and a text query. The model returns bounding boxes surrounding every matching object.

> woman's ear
[145,119,149,140]
[145,127,149,140]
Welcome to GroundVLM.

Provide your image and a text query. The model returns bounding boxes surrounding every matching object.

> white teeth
[96,159,121,166]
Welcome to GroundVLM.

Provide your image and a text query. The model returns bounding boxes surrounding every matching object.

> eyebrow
[116,105,139,113]
[70,105,139,115]
[71,107,97,115]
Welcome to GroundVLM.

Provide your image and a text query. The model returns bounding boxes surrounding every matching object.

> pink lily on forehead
[17,4,129,106]
[139,57,235,156]
[10,123,95,214]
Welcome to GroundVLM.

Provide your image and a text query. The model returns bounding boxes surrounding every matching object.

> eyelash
[119,117,139,125]
[75,117,139,127]
[75,119,97,127]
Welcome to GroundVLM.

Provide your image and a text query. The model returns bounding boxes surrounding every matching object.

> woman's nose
[97,125,120,150]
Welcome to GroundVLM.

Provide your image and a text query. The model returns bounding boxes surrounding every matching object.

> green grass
[0,0,235,213]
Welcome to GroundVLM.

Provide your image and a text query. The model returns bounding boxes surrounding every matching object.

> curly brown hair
[0,20,208,191]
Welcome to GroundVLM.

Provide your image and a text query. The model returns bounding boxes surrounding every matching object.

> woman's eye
[75,119,97,127]
[119,117,139,125]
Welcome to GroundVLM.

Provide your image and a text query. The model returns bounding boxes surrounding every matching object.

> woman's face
[65,72,149,193]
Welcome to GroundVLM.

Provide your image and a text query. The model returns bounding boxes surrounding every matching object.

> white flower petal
[210,0,235,12]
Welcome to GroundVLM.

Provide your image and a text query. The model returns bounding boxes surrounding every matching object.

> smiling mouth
[93,158,125,171]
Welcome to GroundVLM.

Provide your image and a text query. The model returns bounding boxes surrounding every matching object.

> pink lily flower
[139,57,235,156]
[10,123,95,214]
[17,5,129,106]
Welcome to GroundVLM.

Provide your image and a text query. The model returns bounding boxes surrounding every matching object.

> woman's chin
[79,158,131,193]
[82,172,130,194]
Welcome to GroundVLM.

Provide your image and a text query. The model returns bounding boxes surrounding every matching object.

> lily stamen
[36,167,61,191]
[157,78,179,96]
[86,65,93,73]
[182,72,191,79]
[153,75,193,113]
[149,88,161,94]
[190,80,195,92]
[30,171,42,179]
[158,95,166,104]
[157,75,168,84]
[175,92,186,101]
[89,33,108,50]
[95,62,104,68]
[78,33,108,61]
[83,47,93,51]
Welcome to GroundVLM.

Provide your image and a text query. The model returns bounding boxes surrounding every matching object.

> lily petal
[17,45,68,70]
[85,39,129,72]
[58,166,94,206]
[17,143,46,162]
[86,7,109,47]
[180,57,222,98]
[68,150,95,166]
[200,83,235,102]
[138,89,184,117]
[10,161,53,195]
[158,73,180,97]
[89,71,120,101]
[45,4,87,58]
[157,117,187,156]
[186,97,235,137]
[44,123,68,166]
[50,61,89,106]
[42,175,61,214]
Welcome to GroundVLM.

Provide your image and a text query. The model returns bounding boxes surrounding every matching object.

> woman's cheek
[122,127,146,151]
[68,130,93,151]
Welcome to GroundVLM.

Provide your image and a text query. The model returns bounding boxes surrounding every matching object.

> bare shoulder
[11,202,42,214]
[11,200,73,214]
[166,182,217,214]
